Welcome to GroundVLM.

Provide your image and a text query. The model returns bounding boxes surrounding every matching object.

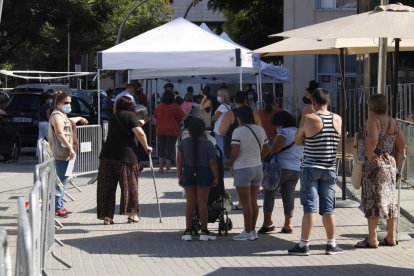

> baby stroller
[192,146,233,236]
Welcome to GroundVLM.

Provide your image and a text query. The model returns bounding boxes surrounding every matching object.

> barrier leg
[64,191,75,202]
[69,178,82,192]
[54,237,64,247]
[55,218,64,229]
[87,174,98,185]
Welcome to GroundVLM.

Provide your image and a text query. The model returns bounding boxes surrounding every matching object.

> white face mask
[217,96,222,103]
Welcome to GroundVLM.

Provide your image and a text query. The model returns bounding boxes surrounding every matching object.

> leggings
[263,169,300,216]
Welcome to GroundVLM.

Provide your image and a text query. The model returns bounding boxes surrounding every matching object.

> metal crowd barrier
[73,124,102,177]
[33,160,72,275]
[15,197,33,276]
[0,229,11,276]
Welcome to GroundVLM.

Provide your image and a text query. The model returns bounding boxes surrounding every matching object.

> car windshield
[6,94,39,112]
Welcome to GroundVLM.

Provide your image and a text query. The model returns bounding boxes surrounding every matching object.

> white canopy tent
[98,17,261,83]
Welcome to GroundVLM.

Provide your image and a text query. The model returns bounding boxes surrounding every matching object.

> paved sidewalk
[1,159,414,275]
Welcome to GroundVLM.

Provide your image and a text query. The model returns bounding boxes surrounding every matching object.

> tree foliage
[0,0,173,71]
[207,0,283,51]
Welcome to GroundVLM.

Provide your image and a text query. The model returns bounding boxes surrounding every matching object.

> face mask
[248,94,254,100]
[217,96,222,103]
[302,96,312,105]
[47,99,53,105]
[62,104,72,114]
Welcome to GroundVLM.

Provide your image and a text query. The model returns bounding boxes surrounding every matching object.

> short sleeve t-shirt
[100,110,141,163]
[177,137,216,167]
[213,104,231,134]
[231,124,268,170]
[275,127,303,171]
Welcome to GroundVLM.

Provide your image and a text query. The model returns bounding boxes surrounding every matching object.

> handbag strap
[243,125,262,153]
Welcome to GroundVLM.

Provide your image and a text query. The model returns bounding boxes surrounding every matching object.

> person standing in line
[177,118,219,241]
[212,88,231,156]
[49,91,88,218]
[355,94,406,248]
[194,86,213,130]
[153,92,185,173]
[258,111,302,234]
[113,82,140,111]
[230,106,270,241]
[256,93,280,142]
[97,96,152,225]
[101,88,114,120]
[288,88,343,256]
[38,92,53,140]
[299,80,319,127]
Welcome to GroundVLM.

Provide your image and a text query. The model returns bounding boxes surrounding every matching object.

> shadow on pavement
[62,230,296,258]
[206,264,414,275]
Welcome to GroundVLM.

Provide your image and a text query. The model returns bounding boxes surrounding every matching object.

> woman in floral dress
[355,94,406,248]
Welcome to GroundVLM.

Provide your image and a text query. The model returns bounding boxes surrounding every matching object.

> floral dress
[357,117,399,219]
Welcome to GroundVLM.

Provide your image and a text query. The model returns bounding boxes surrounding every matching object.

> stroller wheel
[226,218,233,232]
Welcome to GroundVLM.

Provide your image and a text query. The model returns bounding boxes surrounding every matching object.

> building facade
[171,1,225,23]
[283,0,358,112]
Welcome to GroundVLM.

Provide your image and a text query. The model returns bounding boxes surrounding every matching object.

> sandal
[103,218,114,225]
[258,225,275,234]
[127,215,140,223]
[379,238,398,247]
[231,205,243,211]
[355,238,378,249]
[279,227,293,234]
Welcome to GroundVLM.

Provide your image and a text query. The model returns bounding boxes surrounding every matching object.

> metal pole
[183,2,193,18]
[340,48,347,201]
[114,0,150,89]
[97,70,101,123]
[392,39,400,118]
[377,0,388,94]
[0,0,4,25]
[67,21,70,82]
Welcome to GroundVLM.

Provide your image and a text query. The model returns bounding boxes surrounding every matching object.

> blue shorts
[182,166,213,187]
[300,167,336,215]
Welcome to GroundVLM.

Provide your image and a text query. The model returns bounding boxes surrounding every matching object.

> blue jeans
[215,134,225,159]
[55,160,70,210]
[300,167,336,215]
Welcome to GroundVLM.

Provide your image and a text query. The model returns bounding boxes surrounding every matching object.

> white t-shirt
[213,104,231,134]
[231,124,268,170]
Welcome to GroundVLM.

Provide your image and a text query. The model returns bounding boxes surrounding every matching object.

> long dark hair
[188,118,205,169]
[237,105,255,124]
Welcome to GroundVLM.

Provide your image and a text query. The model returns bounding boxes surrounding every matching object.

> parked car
[70,89,107,112]
[5,90,99,147]
[0,114,21,161]
[12,83,70,94]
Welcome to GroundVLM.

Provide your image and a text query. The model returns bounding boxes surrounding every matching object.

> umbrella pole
[392,39,400,118]
[340,48,347,201]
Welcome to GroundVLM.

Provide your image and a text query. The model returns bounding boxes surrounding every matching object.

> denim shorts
[182,166,213,187]
[233,165,263,187]
[300,167,336,215]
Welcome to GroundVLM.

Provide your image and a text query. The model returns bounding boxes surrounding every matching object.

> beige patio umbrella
[255,37,414,56]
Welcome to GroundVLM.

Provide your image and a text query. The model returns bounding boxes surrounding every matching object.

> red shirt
[154,103,185,137]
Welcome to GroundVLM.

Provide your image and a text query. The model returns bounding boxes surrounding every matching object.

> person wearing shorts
[230,106,270,241]
[288,88,343,256]
[177,118,219,241]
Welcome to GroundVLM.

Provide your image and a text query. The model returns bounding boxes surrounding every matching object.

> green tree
[207,0,283,51]
[0,0,173,71]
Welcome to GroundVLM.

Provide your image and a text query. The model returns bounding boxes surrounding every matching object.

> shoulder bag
[351,132,364,190]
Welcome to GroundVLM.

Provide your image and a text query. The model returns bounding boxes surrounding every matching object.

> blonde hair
[367,94,387,115]
[217,88,230,101]
[53,91,70,109]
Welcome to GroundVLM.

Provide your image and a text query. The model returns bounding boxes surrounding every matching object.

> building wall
[283,0,356,112]
[171,1,225,22]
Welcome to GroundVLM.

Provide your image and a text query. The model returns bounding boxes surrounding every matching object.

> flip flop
[279,227,293,234]
[355,238,379,249]
[258,225,275,234]
[378,238,398,247]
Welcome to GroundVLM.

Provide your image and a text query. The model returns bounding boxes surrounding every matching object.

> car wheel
[4,141,21,162]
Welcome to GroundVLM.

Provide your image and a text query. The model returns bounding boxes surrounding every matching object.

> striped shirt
[302,112,340,170]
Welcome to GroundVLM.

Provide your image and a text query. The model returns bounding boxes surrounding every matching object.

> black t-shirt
[100,110,141,163]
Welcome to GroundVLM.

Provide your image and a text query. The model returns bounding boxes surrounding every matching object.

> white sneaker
[252,230,258,240]
[199,230,217,241]
[181,230,192,241]
[233,230,255,241]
